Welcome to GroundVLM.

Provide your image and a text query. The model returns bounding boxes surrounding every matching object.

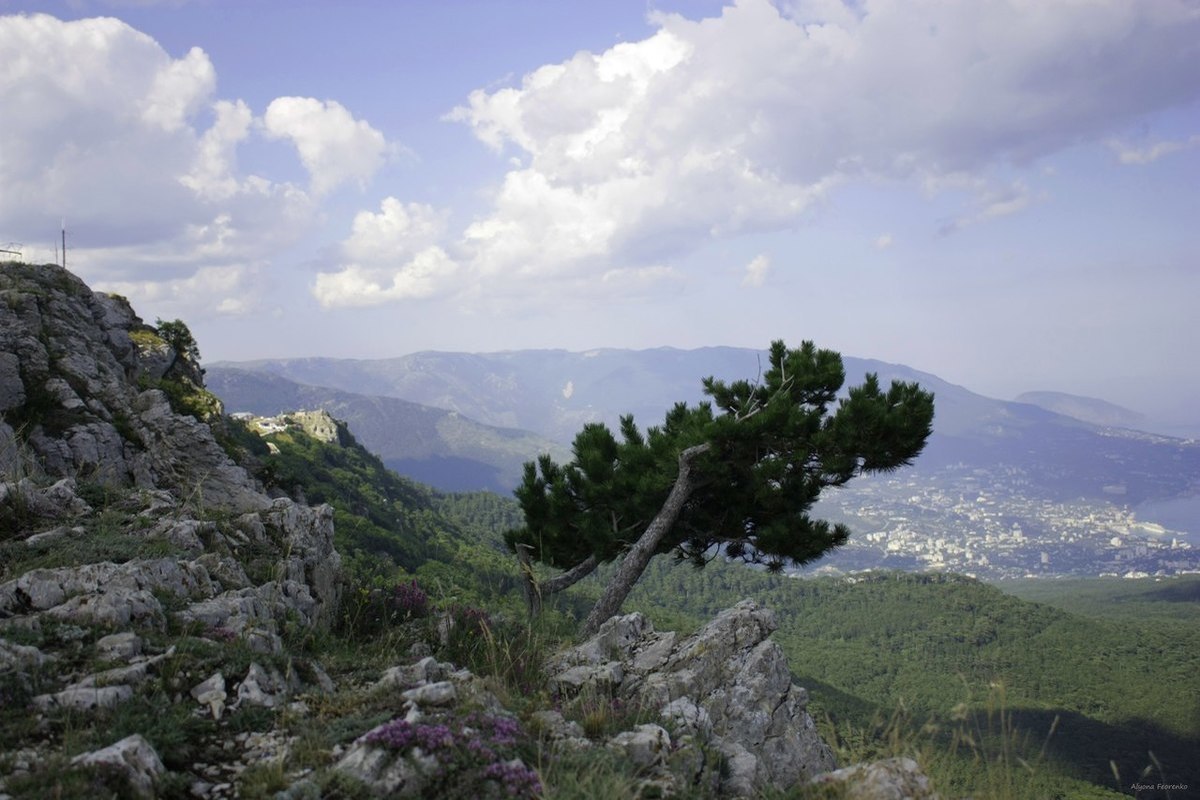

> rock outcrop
[0,264,345,798]
[0,262,261,510]
[0,263,341,627]
[543,599,838,796]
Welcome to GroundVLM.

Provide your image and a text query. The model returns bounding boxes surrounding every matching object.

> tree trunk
[515,547,599,618]
[580,442,711,637]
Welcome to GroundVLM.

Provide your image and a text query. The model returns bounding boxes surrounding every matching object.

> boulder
[0,637,52,671]
[809,757,939,799]
[70,734,165,799]
[34,684,134,711]
[544,599,837,796]
[235,662,290,709]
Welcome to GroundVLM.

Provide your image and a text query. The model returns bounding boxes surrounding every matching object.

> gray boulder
[545,599,837,796]
[809,756,939,799]
[70,734,165,799]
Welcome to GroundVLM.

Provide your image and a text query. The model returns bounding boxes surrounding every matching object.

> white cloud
[181,99,253,201]
[874,234,893,250]
[99,263,263,318]
[262,97,391,195]
[0,13,394,320]
[313,198,459,308]
[312,249,457,308]
[140,45,213,132]
[600,265,682,295]
[1108,135,1200,165]
[443,0,1200,297]
[741,254,771,287]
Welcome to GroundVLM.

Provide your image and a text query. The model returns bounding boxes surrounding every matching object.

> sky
[1,0,1198,429]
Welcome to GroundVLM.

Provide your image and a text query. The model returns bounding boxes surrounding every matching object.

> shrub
[340,578,431,639]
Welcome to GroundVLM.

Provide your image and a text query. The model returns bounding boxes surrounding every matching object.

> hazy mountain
[1015,390,1148,430]
[215,347,1200,506]
[206,367,567,493]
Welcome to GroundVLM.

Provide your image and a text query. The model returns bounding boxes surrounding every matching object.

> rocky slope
[1,263,344,796]
[0,263,933,799]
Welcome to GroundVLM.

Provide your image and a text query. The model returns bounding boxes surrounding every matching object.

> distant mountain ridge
[214,346,1200,506]
[1016,390,1148,430]
[206,366,566,493]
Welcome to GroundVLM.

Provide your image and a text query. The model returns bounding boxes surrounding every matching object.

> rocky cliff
[0,262,262,510]
[1,264,346,796]
[0,262,341,630]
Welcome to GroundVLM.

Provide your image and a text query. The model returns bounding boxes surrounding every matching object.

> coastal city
[809,463,1198,580]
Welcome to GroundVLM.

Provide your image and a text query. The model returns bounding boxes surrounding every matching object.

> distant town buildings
[809,464,1197,580]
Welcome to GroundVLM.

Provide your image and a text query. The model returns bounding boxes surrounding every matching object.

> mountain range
[212,347,1199,506]
[1016,390,1149,430]
[210,347,1200,578]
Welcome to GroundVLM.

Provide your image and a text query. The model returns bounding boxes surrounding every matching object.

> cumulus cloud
[741,254,771,287]
[313,198,458,308]
[442,0,1200,298]
[0,13,391,318]
[100,263,264,317]
[262,97,391,196]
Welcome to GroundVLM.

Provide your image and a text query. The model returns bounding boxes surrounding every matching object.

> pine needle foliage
[506,339,935,581]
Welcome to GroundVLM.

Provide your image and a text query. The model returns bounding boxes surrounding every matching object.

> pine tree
[505,340,936,636]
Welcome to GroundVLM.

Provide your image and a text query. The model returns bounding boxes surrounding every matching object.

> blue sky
[2,0,1198,429]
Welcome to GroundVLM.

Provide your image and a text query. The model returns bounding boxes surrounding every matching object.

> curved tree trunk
[515,548,599,618]
[580,442,711,637]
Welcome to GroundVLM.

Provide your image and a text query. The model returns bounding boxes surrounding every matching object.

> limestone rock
[0,262,264,511]
[333,736,432,797]
[95,631,143,660]
[401,680,457,708]
[0,637,52,671]
[810,757,939,799]
[0,558,216,617]
[530,710,588,745]
[375,656,447,692]
[235,662,289,709]
[34,684,134,711]
[544,599,837,796]
[0,478,91,524]
[607,723,672,769]
[70,734,165,799]
[43,588,165,630]
[261,499,341,626]
[191,672,228,719]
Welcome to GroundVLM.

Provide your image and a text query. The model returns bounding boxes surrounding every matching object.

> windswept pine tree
[506,339,936,635]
